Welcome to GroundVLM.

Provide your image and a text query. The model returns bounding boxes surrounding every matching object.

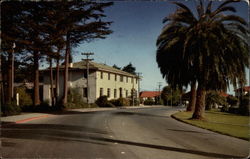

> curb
[1,114,51,127]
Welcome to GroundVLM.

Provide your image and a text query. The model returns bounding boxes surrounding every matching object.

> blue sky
[73,0,249,94]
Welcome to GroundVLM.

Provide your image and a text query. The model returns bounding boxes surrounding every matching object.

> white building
[40,61,139,104]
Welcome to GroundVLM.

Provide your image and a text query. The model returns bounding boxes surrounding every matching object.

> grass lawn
[172,110,249,140]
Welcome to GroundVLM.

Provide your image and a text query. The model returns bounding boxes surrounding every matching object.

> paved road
[2,106,249,159]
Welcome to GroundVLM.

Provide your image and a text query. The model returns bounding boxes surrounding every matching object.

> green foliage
[65,88,88,109]
[112,64,121,70]
[122,63,136,75]
[161,86,181,106]
[227,95,238,106]
[205,91,227,110]
[238,96,249,116]
[15,86,33,107]
[144,98,154,105]
[96,96,109,107]
[2,100,21,116]
[109,98,130,107]
[129,99,140,106]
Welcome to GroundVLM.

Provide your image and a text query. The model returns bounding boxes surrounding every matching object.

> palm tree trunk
[49,58,54,107]
[192,83,206,119]
[34,51,40,106]
[62,32,70,106]
[55,57,59,105]
[186,81,196,111]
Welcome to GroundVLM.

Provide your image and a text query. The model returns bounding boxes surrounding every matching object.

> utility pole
[82,52,94,107]
[158,82,162,105]
[137,72,142,105]
[9,43,15,101]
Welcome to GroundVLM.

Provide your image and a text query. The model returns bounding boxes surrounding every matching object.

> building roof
[140,91,161,98]
[234,86,250,92]
[41,61,138,78]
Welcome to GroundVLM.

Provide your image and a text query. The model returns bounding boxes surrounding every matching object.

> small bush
[129,99,140,106]
[96,96,109,107]
[221,105,229,112]
[65,88,88,109]
[2,100,21,116]
[109,98,130,107]
[227,95,238,107]
[144,98,155,105]
[239,96,249,116]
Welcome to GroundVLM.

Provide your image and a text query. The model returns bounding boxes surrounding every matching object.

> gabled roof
[140,91,161,98]
[41,61,138,78]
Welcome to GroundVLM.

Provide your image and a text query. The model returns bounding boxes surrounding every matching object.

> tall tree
[50,1,114,106]
[122,63,136,75]
[156,0,249,119]
[1,2,24,103]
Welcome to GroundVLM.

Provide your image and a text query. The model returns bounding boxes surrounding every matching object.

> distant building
[40,61,139,104]
[234,86,250,97]
[140,91,161,102]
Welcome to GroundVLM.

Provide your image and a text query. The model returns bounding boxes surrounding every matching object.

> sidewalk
[1,113,51,124]
[1,105,165,124]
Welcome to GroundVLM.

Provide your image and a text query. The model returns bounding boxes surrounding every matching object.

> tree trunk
[0,55,4,106]
[192,83,206,119]
[55,57,59,105]
[186,81,196,111]
[62,32,70,106]
[7,51,14,103]
[34,51,40,106]
[49,58,54,107]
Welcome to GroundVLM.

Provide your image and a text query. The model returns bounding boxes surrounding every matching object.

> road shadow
[113,111,170,118]
[2,123,244,158]
[165,128,214,135]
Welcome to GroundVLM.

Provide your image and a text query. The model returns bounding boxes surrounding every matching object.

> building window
[100,71,103,79]
[126,90,128,97]
[115,74,117,81]
[114,89,117,98]
[131,78,134,83]
[120,75,123,82]
[108,73,111,80]
[107,88,110,98]
[100,88,103,97]
[126,77,128,83]
[136,78,138,84]
[83,88,88,97]
[119,87,123,98]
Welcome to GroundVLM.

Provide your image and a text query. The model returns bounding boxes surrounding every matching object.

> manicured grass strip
[172,111,249,141]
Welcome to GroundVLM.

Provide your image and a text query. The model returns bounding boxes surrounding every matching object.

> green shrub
[109,98,130,107]
[96,96,109,107]
[144,98,155,105]
[65,88,88,109]
[227,95,238,107]
[116,98,130,106]
[205,91,227,110]
[15,86,33,106]
[221,105,229,112]
[129,99,140,106]
[239,96,249,116]
[2,100,21,116]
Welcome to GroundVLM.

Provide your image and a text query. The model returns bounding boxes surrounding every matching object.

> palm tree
[156,0,249,119]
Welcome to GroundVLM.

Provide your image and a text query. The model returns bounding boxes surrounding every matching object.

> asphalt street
[2,106,249,159]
